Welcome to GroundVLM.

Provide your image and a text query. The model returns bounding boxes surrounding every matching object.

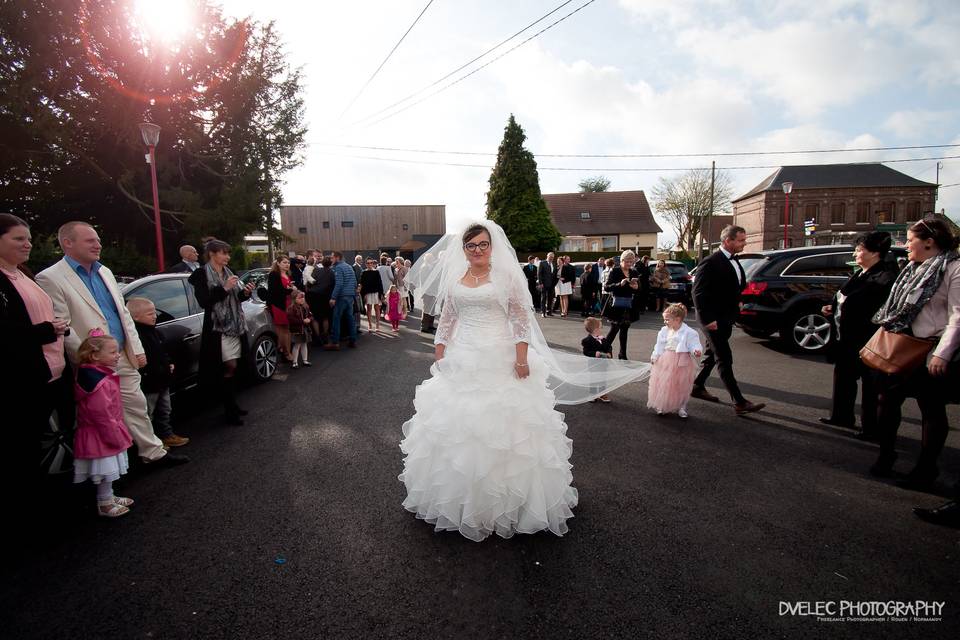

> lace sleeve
[507,285,532,344]
[434,294,458,346]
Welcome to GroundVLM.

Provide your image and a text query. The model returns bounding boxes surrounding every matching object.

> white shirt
[719,247,743,285]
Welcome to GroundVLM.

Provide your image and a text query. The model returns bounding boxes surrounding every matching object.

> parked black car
[736,244,905,353]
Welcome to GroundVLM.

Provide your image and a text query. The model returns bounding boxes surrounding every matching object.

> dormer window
[579,211,591,220]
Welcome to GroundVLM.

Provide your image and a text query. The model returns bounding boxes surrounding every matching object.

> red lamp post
[782,181,793,249]
[139,122,165,271]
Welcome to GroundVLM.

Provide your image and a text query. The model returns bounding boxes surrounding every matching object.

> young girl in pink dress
[384,284,406,332]
[73,331,135,517]
[648,303,703,418]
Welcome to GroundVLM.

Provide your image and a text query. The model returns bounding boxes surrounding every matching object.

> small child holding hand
[581,317,613,403]
[648,303,702,418]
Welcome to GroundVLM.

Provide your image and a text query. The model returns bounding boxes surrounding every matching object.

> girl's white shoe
[678,408,688,419]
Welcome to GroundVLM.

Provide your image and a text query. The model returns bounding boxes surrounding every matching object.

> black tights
[605,322,630,358]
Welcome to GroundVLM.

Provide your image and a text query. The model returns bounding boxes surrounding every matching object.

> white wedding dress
[399,282,579,541]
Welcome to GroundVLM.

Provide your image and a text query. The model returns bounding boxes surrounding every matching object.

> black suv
[736,244,906,353]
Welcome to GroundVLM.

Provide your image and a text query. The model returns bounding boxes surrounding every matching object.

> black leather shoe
[819,417,855,428]
[150,451,190,467]
[734,401,765,415]
[913,501,960,528]
[690,386,720,403]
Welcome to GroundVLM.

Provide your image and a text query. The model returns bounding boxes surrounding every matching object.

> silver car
[41,273,279,475]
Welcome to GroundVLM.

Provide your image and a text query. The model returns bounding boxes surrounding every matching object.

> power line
[940,182,959,189]
[310,142,960,159]
[336,0,435,122]
[342,0,575,128]
[313,151,960,172]
[346,0,596,131]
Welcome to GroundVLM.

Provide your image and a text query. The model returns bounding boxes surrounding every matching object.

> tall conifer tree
[486,114,561,253]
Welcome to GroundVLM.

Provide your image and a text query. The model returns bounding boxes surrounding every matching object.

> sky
[215,0,960,245]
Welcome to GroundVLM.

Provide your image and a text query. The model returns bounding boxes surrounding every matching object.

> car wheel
[41,408,74,475]
[251,333,279,381]
[782,310,832,352]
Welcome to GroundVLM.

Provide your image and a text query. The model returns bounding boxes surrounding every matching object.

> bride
[399,221,649,541]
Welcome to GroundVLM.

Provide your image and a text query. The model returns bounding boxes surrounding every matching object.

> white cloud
[883,110,959,139]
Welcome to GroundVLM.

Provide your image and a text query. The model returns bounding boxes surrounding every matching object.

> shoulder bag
[859,327,935,375]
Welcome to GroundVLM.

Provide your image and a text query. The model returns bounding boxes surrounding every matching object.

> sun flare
[133,0,196,45]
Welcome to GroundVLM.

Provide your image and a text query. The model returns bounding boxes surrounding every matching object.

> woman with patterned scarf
[189,239,256,425]
[870,218,960,493]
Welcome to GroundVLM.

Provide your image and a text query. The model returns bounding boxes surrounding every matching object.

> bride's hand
[514,362,530,379]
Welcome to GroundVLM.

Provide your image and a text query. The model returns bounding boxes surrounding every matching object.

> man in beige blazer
[36,222,188,466]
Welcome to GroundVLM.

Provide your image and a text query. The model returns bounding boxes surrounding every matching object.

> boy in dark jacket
[127,298,189,447]
[581,317,613,403]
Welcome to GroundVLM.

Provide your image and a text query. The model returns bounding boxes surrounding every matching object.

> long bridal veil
[408,219,650,404]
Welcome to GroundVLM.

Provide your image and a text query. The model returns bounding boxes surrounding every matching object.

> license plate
[670,283,682,289]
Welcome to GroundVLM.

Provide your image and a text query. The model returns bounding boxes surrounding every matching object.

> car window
[127,279,191,323]
[781,253,852,277]
[738,256,766,277]
[667,265,688,277]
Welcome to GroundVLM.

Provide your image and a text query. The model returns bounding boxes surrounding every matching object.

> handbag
[612,296,633,309]
[859,327,935,375]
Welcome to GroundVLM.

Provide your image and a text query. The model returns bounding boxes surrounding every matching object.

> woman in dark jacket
[819,232,896,438]
[188,240,256,425]
[602,249,641,360]
[0,214,70,500]
[308,256,335,343]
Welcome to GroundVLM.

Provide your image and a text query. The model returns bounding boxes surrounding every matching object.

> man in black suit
[537,252,557,317]
[691,225,765,415]
[523,256,540,311]
[168,245,200,273]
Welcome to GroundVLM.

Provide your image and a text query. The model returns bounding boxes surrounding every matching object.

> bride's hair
[462,223,489,244]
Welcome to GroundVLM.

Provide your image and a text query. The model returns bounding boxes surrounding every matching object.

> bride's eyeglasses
[463,241,491,253]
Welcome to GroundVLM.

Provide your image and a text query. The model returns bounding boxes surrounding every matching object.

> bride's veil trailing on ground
[408,219,650,404]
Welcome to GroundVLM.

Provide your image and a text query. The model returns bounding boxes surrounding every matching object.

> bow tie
[729,255,740,261]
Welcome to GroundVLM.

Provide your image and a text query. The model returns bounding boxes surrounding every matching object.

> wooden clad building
[280,204,446,257]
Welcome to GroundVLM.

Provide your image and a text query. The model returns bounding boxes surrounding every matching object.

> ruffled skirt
[646,350,697,413]
[73,451,129,485]
[399,338,578,541]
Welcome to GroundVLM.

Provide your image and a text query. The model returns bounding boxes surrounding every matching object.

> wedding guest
[648,303,702,419]
[267,256,296,363]
[537,252,557,317]
[286,290,313,368]
[651,260,671,312]
[637,255,651,313]
[168,245,200,273]
[690,225,765,416]
[557,256,575,317]
[523,256,539,312]
[36,221,187,466]
[385,284,405,332]
[309,255,335,344]
[73,332,135,518]
[581,317,613,403]
[326,251,358,350]
[188,239,256,425]
[602,250,641,360]
[0,213,70,511]
[580,262,599,317]
[360,257,385,332]
[405,259,414,311]
[127,297,189,448]
[819,232,896,438]
[870,218,959,491]
[395,258,410,314]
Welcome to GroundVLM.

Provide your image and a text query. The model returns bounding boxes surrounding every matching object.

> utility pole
[936,161,942,211]
[700,160,715,263]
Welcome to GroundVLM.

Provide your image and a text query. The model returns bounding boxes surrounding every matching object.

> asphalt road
[3,310,959,639]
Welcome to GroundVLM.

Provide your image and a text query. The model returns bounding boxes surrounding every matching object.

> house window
[322,221,330,229]
[877,201,896,224]
[804,203,819,225]
[402,224,409,230]
[778,204,796,226]
[830,202,845,224]
[856,202,871,224]
[906,200,922,221]
[297,227,307,234]
[602,236,618,249]
[341,221,354,228]
[579,211,591,220]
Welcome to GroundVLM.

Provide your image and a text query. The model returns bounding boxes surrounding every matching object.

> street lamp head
[782,181,793,195]
[138,122,161,147]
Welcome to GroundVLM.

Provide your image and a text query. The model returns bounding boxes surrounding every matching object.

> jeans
[145,388,173,439]
[330,297,357,344]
